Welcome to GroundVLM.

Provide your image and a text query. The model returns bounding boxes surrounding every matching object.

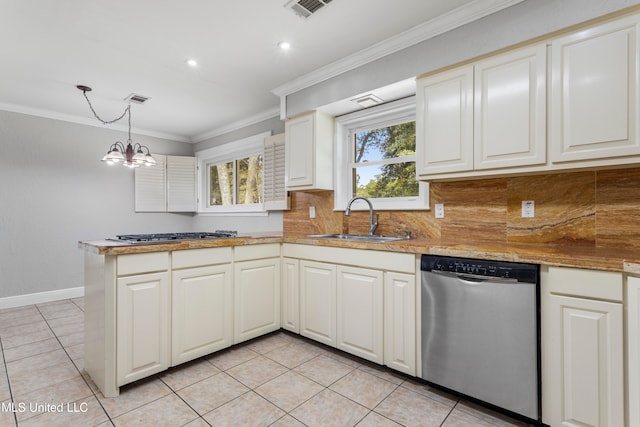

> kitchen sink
[305,233,409,242]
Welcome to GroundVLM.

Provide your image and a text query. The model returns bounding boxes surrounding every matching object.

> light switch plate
[522,200,535,218]
[435,203,445,218]
[309,206,316,219]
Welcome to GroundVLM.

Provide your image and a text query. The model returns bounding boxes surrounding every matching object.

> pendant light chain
[81,89,130,125]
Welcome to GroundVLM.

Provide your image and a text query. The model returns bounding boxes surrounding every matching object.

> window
[335,96,428,211]
[196,131,270,214]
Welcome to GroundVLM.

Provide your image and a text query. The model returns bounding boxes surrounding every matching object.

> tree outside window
[209,154,263,206]
[353,121,418,199]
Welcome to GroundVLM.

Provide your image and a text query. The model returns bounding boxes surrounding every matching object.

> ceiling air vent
[124,93,150,104]
[285,0,333,18]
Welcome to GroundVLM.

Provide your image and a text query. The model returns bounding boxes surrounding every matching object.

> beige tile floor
[0,298,533,426]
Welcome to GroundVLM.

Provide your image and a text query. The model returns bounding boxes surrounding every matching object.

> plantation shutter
[263,133,289,210]
[167,155,197,212]
[135,154,166,212]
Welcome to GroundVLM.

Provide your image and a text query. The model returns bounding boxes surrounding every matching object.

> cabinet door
[234,258,281,344]
[281,258,299,333]
[474,44,546,169]
[336,266,383,364]
[629,276,640,427]
[383,272,416,376]
[543,294,623,427]
[551,15,640,163]
[416,66,474,176]
[300,261,337,346]
[117,271,170,386]
[172,264,232,365]
[285,113,315,188]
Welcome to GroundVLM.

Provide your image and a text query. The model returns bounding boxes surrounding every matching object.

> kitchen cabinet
[550,14,640,164]
[299,260,337,346]
[541,266,624,427]
[115,252,171,387]
[336,266,383,364]
[281,257,299,333]
[284,110,334,191]
[416,44,546,179]
[135,154,196,212]
[628,276,640,426]
[284,244,416,371]
[171,248,233,365]
[383,272,416,376]
[233,244,281,344]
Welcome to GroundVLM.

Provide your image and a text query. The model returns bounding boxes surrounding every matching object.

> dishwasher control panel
[421,255,538,283]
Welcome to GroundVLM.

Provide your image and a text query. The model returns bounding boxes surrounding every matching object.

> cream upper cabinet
[551,14,640,163]
[336,265,383,364]
[474,44,546,170]
[416,44,546,179]
[284,110,334,191]
[416,66,474,176]
[541,266,624,427]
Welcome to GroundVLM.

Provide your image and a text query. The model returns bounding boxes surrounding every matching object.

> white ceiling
[0,0,521,143]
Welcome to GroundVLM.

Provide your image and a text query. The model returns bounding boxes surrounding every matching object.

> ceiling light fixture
[77,85,156,168]
[278,41,291,50]
[186,59,198,67]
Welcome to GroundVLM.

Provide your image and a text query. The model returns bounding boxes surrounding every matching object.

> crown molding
[272,0,523,97]
[191,106,281,143]
[0,102,191,143]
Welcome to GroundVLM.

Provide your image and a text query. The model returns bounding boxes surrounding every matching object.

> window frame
[196,131,270,215]
[334,96,429,211]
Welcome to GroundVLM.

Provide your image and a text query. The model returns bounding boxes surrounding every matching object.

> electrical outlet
[522,200,535,218]
[435,203,445,218]
[309,206,316,219]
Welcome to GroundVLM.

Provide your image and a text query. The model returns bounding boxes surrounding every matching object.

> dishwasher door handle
[424,270,519,284]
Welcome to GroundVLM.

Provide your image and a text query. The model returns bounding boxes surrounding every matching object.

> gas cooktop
[109,231,238,244]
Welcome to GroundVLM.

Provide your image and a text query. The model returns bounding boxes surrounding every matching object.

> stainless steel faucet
[345,196,379,235]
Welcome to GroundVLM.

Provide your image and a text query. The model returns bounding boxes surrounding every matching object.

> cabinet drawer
[172,247,232,269]
[542,265,622,301]
[117,252,169,276]
[234,243,280,262]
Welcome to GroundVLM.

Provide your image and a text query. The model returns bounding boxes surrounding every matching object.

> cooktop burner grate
[112,231,238,243]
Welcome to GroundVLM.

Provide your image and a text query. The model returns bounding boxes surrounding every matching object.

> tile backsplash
[283,167,640,250]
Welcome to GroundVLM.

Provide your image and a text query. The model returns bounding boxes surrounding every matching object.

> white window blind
[263,133,289,210]
[135,154,167,212]
[167,155,197,212]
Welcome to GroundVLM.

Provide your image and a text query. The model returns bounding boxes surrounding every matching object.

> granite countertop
[79,233,640,274]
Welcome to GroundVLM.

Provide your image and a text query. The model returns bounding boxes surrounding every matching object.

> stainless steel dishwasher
[420,255,540,423]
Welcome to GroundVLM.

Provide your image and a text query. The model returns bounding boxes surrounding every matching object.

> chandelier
[77,85,156,168]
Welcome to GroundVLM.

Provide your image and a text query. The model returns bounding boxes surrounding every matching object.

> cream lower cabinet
[383,272,416,376]
[628,276,640,426]
[116,271,170,387]
[171,247,233,366]
[336,266,383,364]
[285,244,416,372]
[281,257,300,333]
[299,260,337,347]
[234,244,281,344]
[541,266,624,427]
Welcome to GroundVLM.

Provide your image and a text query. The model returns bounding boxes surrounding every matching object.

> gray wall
[286,0,640,117]
[0,110,194,299]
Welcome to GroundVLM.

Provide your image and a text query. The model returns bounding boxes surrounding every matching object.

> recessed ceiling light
[278,41,291,50]
[186,59,198,67]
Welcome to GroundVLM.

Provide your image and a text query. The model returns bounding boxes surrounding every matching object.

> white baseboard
[0,287,84,310]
